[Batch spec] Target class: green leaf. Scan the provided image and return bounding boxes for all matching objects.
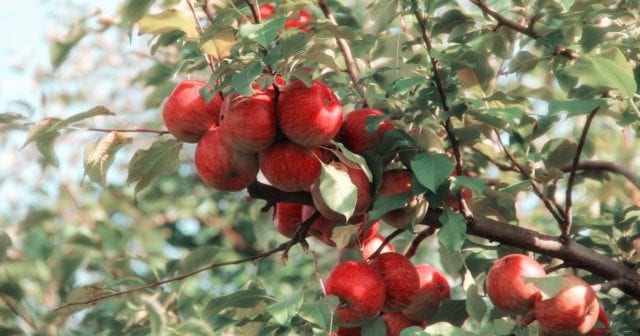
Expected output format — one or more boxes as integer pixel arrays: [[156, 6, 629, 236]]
[[563, 48, 636, 97], [83, 132, 132, 187], [317, 163, 358, 220], [50, 24, 86, 70], [279, 29, 313, 59], [451, 176, 486, 194], [523, 275, 563, 300], [53, 285, 114, 322], [60, 106, 115, 128], [465, 284, 487, 322], [142, 296, 166, 336], [298, 295, 336, 330], [331, 224, 360, 249], [541, 138, 577, 170], [392, 76, 428, 94], [200, 31, 236, 60], [330, 142, 373, 182], [437, 208, 467, 252], [548, 99, 606, 117], [231, 61, 263, 96], [178, 245, 220, 274], [362, 315, 387, 336], [138, 9, 199, 40], [122, 0, 154, 32], [0, 112, 28, 124], [126, 138, 182, 195], [377, 129, 417, 158], [203, 288, 276, 319], [266, 289, 303, 326], [411, 152, 455, 192], [509, 51, 540, 74], [368, 193, 411, 221], [0, 232, 12, 261], [367, 0, 400, 33], [239, 14, 285, 48]]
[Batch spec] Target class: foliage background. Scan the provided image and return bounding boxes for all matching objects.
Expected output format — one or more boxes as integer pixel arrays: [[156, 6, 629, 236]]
[[1, 0, 639, 335]]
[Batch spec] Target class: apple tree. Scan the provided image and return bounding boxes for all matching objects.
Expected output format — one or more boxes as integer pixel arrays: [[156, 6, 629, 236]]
[[1, 0, 640, 335]]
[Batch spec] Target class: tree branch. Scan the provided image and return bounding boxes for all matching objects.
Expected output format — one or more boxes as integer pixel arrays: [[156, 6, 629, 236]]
[[367, 228, 405, 261], [201, 0, 216, 24], [244, 182, 640, 299], [494, 129, 566, 224], [562, 108, 598, 243], [0, 294, 36, 330], [68, 126, 169, 135], [404, 225, 437, 258], [317, 0, 369, 107], [560, 160, 640, 190], [469, 0, 541, 39], [187, 0, 217, 73]]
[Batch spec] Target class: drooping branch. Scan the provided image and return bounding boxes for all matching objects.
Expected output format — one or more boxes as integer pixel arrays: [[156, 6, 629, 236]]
[[560, 160, 640, 190], [469, 0, 540, 39], [412, 1, 472, 219], [246, 181, 640, 299], [317, 0, 369, 107], [562, 108, 599, 243], [404, 225, 437, 258], [366, 228, 405, 261]]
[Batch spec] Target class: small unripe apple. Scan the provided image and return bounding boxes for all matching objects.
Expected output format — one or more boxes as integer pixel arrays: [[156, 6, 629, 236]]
[[534, 275, 600, 335], [486, 254, 546, 315], [381, 312, 426, 336], [273, 202, 303, 238], [402, 264, 451, 322], [259, 140, 321, 192], [340, 108, 395, 154], [361, 233, 395, 260], [277, 80, 343, 147], [311, 162, 372, 220], [370, 252, 420, 311], [162, 80, 223, 143], [219, 90, 277, 153], [378, 169, 428, 229], [194, 127, 258, 191], [325, 261, 386, 326]]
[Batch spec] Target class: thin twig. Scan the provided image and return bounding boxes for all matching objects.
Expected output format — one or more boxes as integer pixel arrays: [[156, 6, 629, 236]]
[[187, 0, 217, 73], [470, 146, 513, 171], [201, 0, 216, 24], [68, 126, 169, 135], [0, 294, 36, 330], [562, 108, 599, 243], [243, 0, 280, 95], [366, 228, 404, 261], [470, 0, 540, 39], [413, 2, 473, 220], [560, 160, 640, 190], [404, 225, 437, 258], [317, 0, 368, 107], [494, 129, 566, 224]]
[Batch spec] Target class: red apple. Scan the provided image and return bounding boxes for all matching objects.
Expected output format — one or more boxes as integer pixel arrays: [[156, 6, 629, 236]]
[[370, 252, 420, 311], [325, 261, 386, 326], [219, 90, 277, 153], [311, 162, 372, 220], [273, 202, 303, 238], [486, 254, 546, 315], [284, 9, 313, 30], [194, 127, 258, 191], [381, 312, 426, 336], [335, 326, 361, 336], [535, 275, 600, 335], [162, 80, 223, 143], [340, 108, 395, 154], [259, 4, 276, 19], [259, 140, 321, 192], [361, 233, 395, 260], [277, 80, 343, 147], [302, 205, 339, 246], [378, 169, 428, 229], [402, 264, 451, 322]]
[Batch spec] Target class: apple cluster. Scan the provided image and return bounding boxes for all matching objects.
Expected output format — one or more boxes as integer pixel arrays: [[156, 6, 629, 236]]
[[486, 254, 610, 335], [324, 252, 450, 336]]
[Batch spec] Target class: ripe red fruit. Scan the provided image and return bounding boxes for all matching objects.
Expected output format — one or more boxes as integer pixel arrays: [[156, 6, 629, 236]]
[[402, 264, 451, 322], [259, 140, 321, 192], [302, 205, 338, 246], [284, 9, 313, 30], [378, 169, 428, 229], [340, 108, 395, 154], [361, 233, 395, 260], [311, 162, 372, 220], [535, 275, 600, 335], [219, 91, 277, 153], [486, 254, 546, 315], [259, 4, 276, 19], [194, 127, 258, 191], [370, 252, 420, 311], [381, 312, 426, 336], [325, 261, 386, 326], [277, 80, 343, 147], [273, 202, 303, 238], [162, 80, 223, 143]]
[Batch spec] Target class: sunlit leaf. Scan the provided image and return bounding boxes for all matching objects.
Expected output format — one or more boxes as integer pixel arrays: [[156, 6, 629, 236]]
[[203, 288, 276, 319], [317, 163, 357, 220], [239, 14, 285, 48], [200, 30, 235, 60], [266, 289, 303, 326], [126, 138, 182, 195], [331, 224, 360, 249], [83, 132, 132, 187], [563, 48, 636, 97], [53, 285, 114, 322], [523, 275, 563, 300], [138, 9, 199, 40]]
